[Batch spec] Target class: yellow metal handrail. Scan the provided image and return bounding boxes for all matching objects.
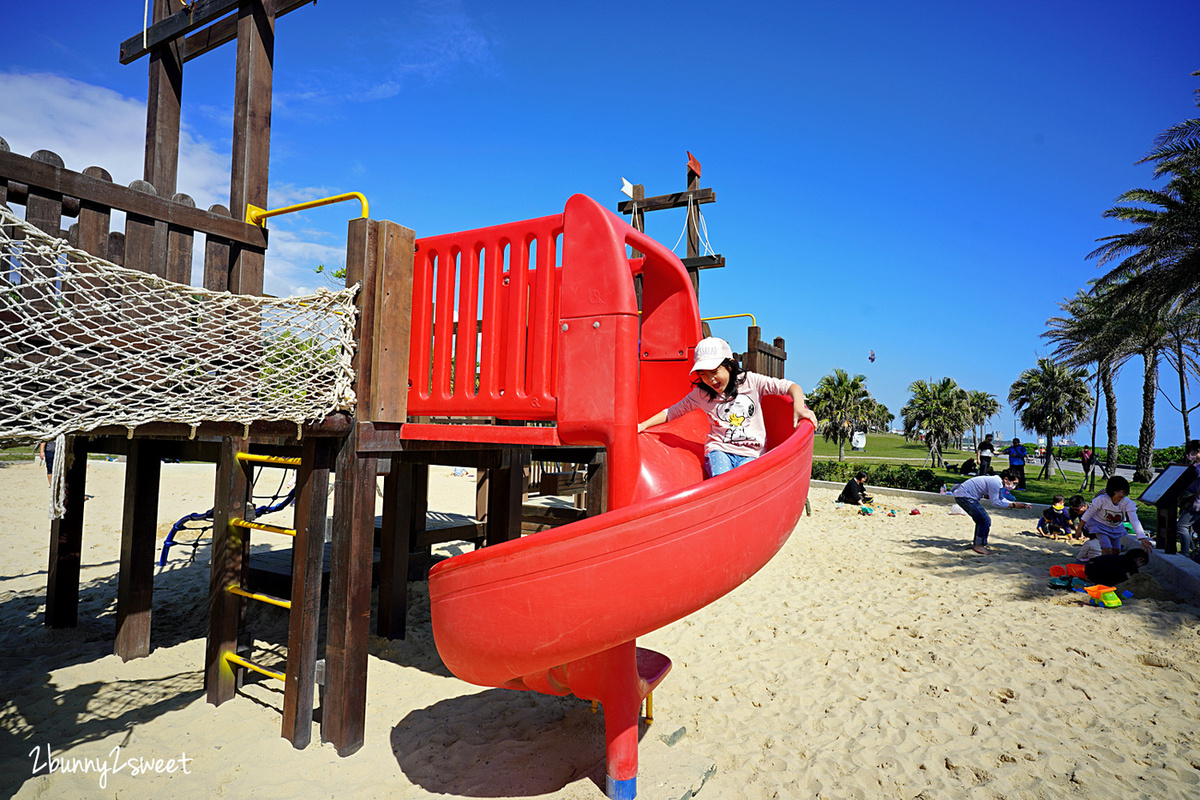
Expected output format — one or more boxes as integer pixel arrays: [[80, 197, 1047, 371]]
[[701, 313, 757, 328], [224, 652, 286, 682], [245, 191, 369, 227]]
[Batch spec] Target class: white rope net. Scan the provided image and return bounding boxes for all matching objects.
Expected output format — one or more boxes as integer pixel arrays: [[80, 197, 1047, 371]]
[[0, 204, 359, 451]]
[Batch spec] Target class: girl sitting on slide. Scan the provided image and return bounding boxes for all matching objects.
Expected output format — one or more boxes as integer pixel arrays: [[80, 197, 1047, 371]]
[[638, 337, 818, 478]]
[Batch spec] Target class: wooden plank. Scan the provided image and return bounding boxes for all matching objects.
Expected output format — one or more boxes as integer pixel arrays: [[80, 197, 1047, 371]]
[[123, 181, 163, 277], [616, 187, 715, 215], [537, 470, 587, 496], [203, 204, 233, 291], [376, 462, 414, 639], [115, 440, 162, 661], [370, 220, 415, 422], [228, 0, 276, 296], [24, 151, 64, 309], [680, 255, 725, 271], [281, 436, 331, 748], [0, 150, 268, 248], [120, 0, 241, 64], [180, 0, 313, 63], [206, 436, 250, 705], [322, 431, 377, 755], [86, 414, 352, 440], [344, 219, 378, 420], [45, 437, 89, 628], [76, 168, 113, 257], [166, 194, 196, 284], [414, 521, 483, 549], [521, 504, 587, 526]]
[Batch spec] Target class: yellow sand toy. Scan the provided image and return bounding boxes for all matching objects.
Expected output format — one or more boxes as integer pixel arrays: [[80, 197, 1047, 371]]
[[1085, 585, 1122, 608]]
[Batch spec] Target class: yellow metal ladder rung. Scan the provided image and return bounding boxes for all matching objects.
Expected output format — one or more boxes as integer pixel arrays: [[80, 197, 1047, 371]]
[[231, 518, 296, 537], [235, 452, 303, 467], [224, 652, 286, 682], [227, 585, 292, 610]]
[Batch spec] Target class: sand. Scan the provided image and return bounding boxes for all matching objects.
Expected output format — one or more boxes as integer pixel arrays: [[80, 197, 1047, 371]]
[[2, 457, 1199, 799]]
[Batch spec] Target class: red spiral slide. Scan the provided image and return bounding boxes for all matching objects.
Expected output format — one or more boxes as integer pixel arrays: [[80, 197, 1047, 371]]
[[429, 401, 813, 798]]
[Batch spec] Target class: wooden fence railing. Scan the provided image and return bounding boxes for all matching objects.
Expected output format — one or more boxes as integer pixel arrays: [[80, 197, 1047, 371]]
[[738, 326, 787, 379], [0, 139, 267, 294]]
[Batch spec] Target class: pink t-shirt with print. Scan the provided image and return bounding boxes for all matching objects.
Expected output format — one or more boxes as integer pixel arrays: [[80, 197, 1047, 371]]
[[665, 372, 795, 458]]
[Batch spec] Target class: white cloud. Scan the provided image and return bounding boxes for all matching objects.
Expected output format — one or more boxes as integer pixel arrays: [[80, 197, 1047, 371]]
[[0, 70, 342, 298]]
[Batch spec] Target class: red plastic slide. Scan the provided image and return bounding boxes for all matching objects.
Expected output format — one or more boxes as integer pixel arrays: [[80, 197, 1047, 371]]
[[429, 399, 813, 798]]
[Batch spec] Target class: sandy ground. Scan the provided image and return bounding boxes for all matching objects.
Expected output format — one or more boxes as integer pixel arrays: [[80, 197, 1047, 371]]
[[1, 457, 1199, 799]]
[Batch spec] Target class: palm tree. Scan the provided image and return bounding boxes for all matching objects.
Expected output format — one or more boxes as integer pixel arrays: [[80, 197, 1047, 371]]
[[967, 390, 1000, 449], [1139, 70, 1200, 178], [1090, 167, 1200, 315], [901, 378, 970, 467], [1008, 359, 1093, 480], [1158, 306, 1200, 443], [808, 368, 871, 461], [1043, 286, 1134, 484]]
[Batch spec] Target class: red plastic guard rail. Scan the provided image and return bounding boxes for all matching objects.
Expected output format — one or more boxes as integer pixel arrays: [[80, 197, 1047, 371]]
[[408, 212, 564, 419]]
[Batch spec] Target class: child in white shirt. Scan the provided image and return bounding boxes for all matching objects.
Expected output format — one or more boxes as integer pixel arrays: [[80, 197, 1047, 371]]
[[1081, 476, 1154, 556]]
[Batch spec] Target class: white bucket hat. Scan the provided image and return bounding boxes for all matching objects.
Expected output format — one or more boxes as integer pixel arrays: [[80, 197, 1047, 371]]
[[691, 337, 733, 374]]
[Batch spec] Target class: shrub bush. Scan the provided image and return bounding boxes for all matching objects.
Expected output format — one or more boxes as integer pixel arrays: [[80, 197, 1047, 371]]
[[812, 461, 944, 493]]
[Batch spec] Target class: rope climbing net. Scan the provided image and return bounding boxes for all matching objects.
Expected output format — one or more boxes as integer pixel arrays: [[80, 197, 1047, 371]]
[[0, 203, 359, 449]]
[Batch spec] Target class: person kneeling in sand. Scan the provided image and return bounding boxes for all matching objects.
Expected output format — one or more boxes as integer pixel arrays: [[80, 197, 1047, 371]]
[[1037, 495, 1072, 540], [837, 470, 873, 505], [950, 468, 1032, 554]]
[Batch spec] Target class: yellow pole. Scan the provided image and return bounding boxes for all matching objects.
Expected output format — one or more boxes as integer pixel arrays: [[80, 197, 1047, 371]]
[[231, 518, 297, 537], [225, 652, 286, 682], [227, 585, 292, 610], [701, 313, 757, 328], [236, 452, 303, 467], [245, 191, 369, 227]]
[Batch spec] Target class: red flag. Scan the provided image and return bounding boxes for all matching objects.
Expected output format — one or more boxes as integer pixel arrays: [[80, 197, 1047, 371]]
[[686, 151, 701, 178]]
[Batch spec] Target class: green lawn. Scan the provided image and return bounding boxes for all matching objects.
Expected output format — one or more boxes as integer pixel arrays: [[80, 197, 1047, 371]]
[[814, 432, 1155, 527]]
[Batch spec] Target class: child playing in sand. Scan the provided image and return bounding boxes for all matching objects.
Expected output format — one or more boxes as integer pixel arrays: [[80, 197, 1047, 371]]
[[1036, 495, 1072, 540], [638, 337, 818, 477], [1075, 528, 1102, 563], [838, 470, 874, 505], [1066, 494, 1089, 542], [949, 468, 1033, 555], [1081, 476, 1154, 556], [1051, 549, 1149, 585]]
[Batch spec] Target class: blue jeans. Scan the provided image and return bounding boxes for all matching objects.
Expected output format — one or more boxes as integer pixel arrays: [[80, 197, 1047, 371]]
[[706, 450, 755, 477], [954, 496, 991, 546], [1177, 508, 1197, 558]]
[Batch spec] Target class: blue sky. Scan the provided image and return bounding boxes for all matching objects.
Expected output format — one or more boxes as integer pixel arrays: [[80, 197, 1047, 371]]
[[3, 1, 1198, 448]]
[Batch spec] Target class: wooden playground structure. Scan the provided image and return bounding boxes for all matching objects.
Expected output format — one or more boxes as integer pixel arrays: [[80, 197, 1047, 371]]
[[0, 0, 792, 766]]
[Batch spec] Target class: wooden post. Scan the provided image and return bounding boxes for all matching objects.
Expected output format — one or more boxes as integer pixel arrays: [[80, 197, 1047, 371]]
[[115, 440, 162, 660], [323, 429, 378, 755], [745, 326, 762, 374], [207, 436, 251, 705], [144, 0, 183, 200], [45, 437, 89, 628], [228, 0, 275, 296], [144, 0, 183, 275], [377, 461, 423, 639], [629, 183, 645, 311], [77, 168, 114, 257], [484, 451, 528, 546], [585, 450, 608, 518], [685, 156, 701, 297], [282, 436, 332, 748]]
